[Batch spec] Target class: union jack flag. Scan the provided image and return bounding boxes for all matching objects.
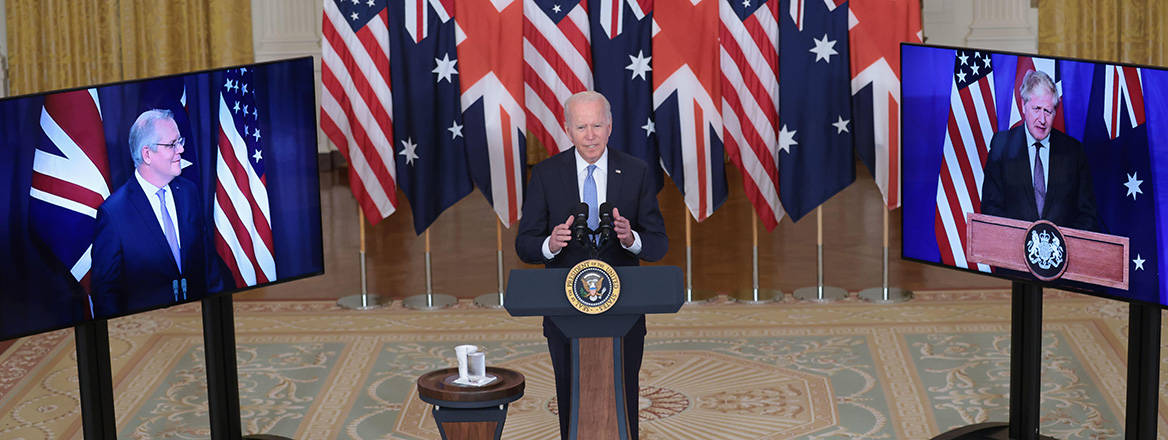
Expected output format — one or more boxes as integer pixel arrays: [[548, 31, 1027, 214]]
[[654, 0, 728, 222], [28, 89, 111, 317], [934, 49, 996, 271], [458, 0, 527, 227], [849, 0, 921, 210], [320, 0, 399, 224], [213, 67, 276, 288], [524, 0, 593, 155], [720, 0, 783, 230]]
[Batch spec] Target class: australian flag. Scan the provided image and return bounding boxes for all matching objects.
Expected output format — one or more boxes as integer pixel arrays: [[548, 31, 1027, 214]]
[[1074, 63, 1161, 302], [387, 0, 473, 235], [590, 0, 661, 191], [777, 0, 855, 221]]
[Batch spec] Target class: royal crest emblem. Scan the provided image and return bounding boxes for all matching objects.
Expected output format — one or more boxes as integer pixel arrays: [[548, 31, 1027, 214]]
[[1023, 221, 1068, 281], [565, 259, 621, 314]]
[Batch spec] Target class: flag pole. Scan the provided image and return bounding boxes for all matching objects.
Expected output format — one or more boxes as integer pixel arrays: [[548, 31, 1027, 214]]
[[737, 215, 780, 304], [475, 219, 506, 308], [859, 207, 912, 303], [337, 206, 389, 310], [403, 229, 457, 310], [684, 210, 712, 305], [793, 206, 848, 302]]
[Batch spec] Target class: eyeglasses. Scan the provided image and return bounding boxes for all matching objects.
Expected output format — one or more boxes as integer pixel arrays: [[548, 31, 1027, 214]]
[[154, 137, 185, 150]]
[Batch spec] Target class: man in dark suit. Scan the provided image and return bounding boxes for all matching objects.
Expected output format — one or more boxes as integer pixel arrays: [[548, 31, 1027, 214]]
[[91, 109, 212, 319], [982, 69, 1099, 231], [516, 91, 667, 439]]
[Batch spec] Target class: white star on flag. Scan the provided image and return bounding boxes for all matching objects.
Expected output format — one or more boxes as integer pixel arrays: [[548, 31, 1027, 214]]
[[809, 34, 838, 63], [1133, 254, 1146, 271], [626, 50, 651, 81], [234, 101, 241, 113], [641, 118, 655, 137], [832, 116, 849, 134], [552, 4, 561, 13], [433, 53, 458, 83], [252, 128, 261, 142], [350, 12, 359, 21], [366, 0, 375, 5], [958, 53, 968, 65], [970, 63, 981, 75], [399, 137, 420, 165], [1125, 172, 1143, 199], [956, 71, 967, 83], [252, 149, 263, 163], [777, 125, 797, 155], [448, 121, 464, 139]]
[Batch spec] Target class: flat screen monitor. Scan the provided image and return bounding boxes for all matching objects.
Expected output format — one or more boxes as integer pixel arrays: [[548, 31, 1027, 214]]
[[901, 44, 1168, 307], [0, 57, 323, 341]]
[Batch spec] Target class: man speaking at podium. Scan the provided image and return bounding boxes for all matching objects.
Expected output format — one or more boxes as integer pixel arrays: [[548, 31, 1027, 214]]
[[516, 91, 667, 439], [91, 110, 213, 319], [981, 70, 1099, 232]]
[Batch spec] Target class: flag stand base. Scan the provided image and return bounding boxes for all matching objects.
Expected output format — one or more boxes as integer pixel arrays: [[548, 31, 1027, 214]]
[[474, 293, 505, 309], [793, 286, 848, 303], [735, 288, 782, 304], [336, 294, 390, 310], [858, 287, 912, 304], [403, 293, 457, 310]]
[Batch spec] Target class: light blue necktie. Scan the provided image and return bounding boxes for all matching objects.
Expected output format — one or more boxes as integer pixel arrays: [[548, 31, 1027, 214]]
[[584, 164, 599, 233], [157, 188, 182, 273]]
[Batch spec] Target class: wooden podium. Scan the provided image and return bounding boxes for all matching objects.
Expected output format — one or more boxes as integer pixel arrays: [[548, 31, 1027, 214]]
[[505, 265, 683, 440], [965, 213, 1128, 288]]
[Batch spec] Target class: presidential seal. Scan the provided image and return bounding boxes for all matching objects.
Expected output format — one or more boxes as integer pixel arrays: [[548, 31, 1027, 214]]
[[565, 259, 621, 314], [1023, 220, 1068, 281]]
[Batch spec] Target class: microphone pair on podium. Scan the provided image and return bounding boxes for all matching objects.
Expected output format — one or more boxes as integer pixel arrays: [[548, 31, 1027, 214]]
[[571, 202, 615, 256]]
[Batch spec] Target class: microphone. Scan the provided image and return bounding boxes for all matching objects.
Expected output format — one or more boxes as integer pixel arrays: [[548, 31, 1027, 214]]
[[598, 202, 614, 245], [571, 202, 589, 244]]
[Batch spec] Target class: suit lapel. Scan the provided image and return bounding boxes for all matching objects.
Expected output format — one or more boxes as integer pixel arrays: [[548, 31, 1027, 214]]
[[1011, 128, 1041, 219], [172, 183, 196, 271], [559, 149, 580, 205], [129, 182, 181, 273], [607, 150, 625, 205]]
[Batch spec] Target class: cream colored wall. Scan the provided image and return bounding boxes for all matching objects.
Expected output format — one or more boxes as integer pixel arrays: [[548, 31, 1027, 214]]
[[923, 0, 1039, 53], [251, 0, 329, 153]]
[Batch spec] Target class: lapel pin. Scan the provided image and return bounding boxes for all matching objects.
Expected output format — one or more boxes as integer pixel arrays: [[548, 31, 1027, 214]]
[[615, 169, 622, 174]]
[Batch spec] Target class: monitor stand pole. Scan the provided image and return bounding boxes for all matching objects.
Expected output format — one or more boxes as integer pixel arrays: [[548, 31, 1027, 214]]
[[1125, 302, 1160, 440], [76, 320, 116, 440], [202, 294, 292, 440]]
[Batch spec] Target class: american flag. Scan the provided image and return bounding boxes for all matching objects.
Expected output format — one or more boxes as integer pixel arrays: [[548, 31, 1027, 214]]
[[777, 0, 854, 222], [654, 0, 728, 222], [387, 0, 474, 235], [524, 0, 593, 155], [458, 0, 527, 227], [849, 0, 921, 210], [934, 49, 996, 271], [28, 89, 111, 317], [590, 0, 660, 191], [720, 0, 783, 230], [320, 0, 399, 224], [213, 67, 276, 288]]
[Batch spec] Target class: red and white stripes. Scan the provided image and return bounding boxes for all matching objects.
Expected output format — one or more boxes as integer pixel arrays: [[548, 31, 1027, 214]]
[[523, 0, 593, 155]]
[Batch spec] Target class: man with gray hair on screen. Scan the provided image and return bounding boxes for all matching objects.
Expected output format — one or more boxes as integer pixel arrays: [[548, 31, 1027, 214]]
[[91, 109, 216, 319], [981, 69, 1100, 232]]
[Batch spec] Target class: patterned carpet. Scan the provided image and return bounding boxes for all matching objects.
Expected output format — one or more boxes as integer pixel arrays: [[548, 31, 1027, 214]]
[[1, 290, 1165, 439]]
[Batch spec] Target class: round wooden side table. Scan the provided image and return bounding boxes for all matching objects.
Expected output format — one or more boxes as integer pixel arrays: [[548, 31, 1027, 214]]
[[416, 367, 525, 440]]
